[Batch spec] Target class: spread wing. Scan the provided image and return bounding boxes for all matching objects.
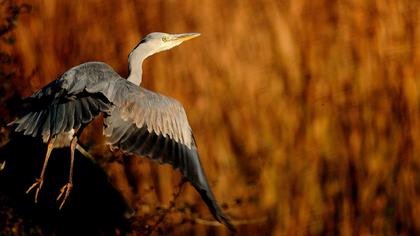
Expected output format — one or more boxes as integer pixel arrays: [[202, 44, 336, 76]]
[[9, 62, 122, 140], [9, 62, 235, 231], [104, 85, 235, 231]]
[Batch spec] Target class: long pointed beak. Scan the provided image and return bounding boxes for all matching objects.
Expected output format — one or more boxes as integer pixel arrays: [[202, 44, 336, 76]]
[[172, 33, 201, 42]]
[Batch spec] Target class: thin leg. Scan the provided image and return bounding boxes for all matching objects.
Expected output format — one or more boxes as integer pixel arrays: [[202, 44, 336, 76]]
[[57, 136, 77, 209], [56, 124, 86, 209], [26, 135, 57, 203]]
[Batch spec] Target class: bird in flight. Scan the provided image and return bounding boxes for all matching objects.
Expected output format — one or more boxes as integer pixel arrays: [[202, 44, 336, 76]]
[[9, 32, 235, 232]]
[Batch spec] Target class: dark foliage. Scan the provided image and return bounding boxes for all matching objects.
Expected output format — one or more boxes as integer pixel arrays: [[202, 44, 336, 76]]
[[0, 134, 132, 235]]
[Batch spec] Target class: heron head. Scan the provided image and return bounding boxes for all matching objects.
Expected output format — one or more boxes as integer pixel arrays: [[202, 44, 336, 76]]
[[127, 32, 201, 85], [137, 32, 200, 55]]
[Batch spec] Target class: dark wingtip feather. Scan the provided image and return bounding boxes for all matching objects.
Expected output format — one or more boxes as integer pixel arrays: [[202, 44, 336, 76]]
[[197, 188, 237, 233], [219, 213, 237, 233], [105, 117, 237, 232]]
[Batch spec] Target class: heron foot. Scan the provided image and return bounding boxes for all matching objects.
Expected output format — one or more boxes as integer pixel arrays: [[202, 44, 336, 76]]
[[57, 182, 72, 209], [26, 178, 43, 203]]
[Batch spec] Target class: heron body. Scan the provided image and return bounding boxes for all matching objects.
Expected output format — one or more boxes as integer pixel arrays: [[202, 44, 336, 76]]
[[9, 32, 235, 232]]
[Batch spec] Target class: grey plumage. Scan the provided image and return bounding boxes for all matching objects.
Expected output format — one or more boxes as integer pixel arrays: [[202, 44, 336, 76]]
[[9, 32, 235, 232]]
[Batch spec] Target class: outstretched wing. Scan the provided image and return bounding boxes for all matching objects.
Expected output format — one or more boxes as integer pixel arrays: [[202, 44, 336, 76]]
[[9, 62, 122, 140], [104, 85, 235, 231], [10, 63, 235, 231]]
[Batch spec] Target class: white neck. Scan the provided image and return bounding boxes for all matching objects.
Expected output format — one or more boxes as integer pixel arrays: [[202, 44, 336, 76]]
[[127, 43, 157, 86]]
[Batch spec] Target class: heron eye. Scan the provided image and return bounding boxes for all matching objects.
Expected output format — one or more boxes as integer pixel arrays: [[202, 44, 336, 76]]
[[162, 36, 168, 42]]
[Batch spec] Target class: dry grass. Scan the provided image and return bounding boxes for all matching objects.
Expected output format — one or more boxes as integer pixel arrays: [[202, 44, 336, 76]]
[[2, 0, 420, 235]]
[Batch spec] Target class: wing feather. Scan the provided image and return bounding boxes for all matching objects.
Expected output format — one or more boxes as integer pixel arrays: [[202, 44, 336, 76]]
[[21, 113, 37, 135], [54, 103, 66, 134], [73, 100, 83, 130], [25, 110, 43, 136], [65, 102, 75, 132], [107, 82, 193, 148], [118, 124, 137, 145], [136, 127, 150, 152], [41, 109, 52, 139], [9, 62, 117, 140], [80, 98, 93, 123], [104, 90, 235, 230]]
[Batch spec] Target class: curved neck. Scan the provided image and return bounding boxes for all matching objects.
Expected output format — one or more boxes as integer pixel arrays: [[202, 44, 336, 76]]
[[127, 43, 157, 86]]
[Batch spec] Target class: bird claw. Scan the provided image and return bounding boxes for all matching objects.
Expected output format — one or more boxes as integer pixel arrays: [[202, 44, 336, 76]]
[[57, 183, 72, 209], [26, 178, 43, 203]]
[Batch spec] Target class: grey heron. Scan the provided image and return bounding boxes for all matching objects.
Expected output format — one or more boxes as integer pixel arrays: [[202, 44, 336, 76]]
[[9, 32, 236, 232]]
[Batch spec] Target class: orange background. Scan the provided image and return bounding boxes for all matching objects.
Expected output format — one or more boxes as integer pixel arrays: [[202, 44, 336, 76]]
[[1, 0, 420, 235]]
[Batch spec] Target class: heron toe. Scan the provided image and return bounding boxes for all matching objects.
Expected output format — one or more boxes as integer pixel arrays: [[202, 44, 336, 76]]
[[26, 178, 44, 203], [57, 182, 73, 209]]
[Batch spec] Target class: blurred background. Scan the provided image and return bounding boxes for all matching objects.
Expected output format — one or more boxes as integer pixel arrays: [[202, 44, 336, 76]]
[[1, 0, 420, 235]]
